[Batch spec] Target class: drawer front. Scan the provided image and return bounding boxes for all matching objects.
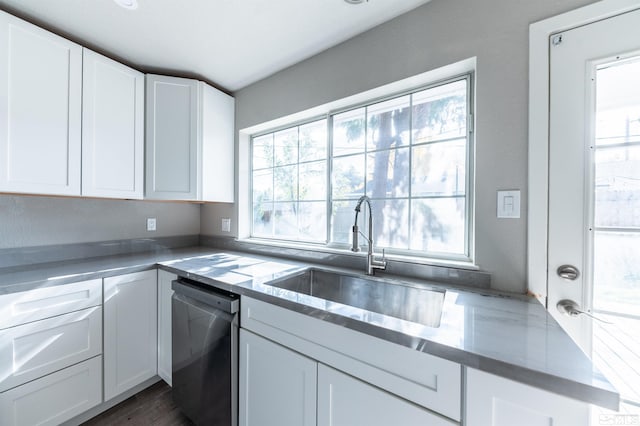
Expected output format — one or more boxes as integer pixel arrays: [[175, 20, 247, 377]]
[[242, 296, 461, 421], [0, 279, 102, 329], [0, 355, 102, 426], [0, 306, 102, 392]]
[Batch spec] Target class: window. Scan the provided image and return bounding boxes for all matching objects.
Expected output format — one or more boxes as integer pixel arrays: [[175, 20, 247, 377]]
[[251, 74, 473, 261]]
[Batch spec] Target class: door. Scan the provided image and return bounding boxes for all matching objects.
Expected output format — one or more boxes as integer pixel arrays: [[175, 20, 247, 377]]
[[145, 74, 198, 200], [548, 8, 640, 421], [157, 270, 176, 386], [0, 11, 82, 196], [318, 364, 456, 426], [239, 329, 316, 426], [103, 270, 158, 401], [82, 48, 144, 199]]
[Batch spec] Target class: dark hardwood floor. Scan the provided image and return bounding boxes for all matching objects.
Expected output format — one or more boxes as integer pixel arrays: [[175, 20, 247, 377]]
[[83, 381, 193, 426]]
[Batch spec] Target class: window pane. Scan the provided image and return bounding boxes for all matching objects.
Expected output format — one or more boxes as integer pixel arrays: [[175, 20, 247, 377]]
[[333, 108, 365, 157], [367, 95, 410, 151], [299, 201, 327, 242], [374, 199, 409, 250], [273, 202, 298, 239], [332, 154, 365, 199], [300, 161, 326, 201], [593, 231, 640, 317], [274, 128, 298, 166], [595, 58, 640, 146], [410, 198, 465, 254], [300, 120, 327, 162], [595, 146, 640, 228], [253, 201, 273, 237], [412, 139, 466, 197], [252, 134, 273, 170], [412, 80, 467, 144], [274, 165, 298, 201], [331, 200, 361, 245], [366, 147, 410, 198], [252, 169, 272, 202]]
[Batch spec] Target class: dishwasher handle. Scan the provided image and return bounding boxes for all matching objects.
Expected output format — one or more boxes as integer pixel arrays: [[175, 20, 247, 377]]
[[172, 279, 239, 314]]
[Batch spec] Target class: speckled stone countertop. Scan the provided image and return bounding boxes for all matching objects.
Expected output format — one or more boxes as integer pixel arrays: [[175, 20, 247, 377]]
[[0, 247, 619, 410]]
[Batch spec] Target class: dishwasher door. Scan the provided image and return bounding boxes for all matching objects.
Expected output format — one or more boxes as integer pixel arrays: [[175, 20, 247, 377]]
[[172, 279, 239, 426]]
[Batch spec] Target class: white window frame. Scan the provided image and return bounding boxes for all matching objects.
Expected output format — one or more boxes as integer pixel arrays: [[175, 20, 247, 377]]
[[238, 58, 477, 268]]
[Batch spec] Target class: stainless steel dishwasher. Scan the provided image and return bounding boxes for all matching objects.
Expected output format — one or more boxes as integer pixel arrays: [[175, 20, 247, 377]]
[[172, 278, 239, 426]]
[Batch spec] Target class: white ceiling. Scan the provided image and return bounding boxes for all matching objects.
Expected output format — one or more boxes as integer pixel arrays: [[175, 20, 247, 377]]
[[0, 0, 432, 91]]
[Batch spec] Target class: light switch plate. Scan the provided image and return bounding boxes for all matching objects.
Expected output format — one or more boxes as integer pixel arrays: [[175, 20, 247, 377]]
[[147, 217, 157, 231], [497, 190, 520, 218]]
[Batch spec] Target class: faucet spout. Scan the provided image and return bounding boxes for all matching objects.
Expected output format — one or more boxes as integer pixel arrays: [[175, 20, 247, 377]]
[[351, 195, 386, 275]]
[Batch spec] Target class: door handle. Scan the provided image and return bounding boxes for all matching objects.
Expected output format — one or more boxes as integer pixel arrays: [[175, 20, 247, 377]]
[[556, 299, 581, 316], [557, 265, 579, 280]]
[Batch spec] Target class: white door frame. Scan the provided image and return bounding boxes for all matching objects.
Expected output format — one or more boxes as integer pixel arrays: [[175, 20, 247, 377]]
[[527, 0, 640, 304]]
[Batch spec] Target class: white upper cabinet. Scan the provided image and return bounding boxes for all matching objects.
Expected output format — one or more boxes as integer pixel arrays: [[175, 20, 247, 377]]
[[146, 74, 235, 202], [0, 10, 82, 196], [82, 49, 144, 199]]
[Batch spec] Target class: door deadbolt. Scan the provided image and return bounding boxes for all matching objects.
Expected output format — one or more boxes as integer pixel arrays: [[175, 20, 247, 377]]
[[557, 265, 579, 280]]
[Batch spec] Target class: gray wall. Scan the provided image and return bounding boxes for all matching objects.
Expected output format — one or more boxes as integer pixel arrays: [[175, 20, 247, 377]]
[[0, 195, 200, 249], [201, 0, 597, 293]]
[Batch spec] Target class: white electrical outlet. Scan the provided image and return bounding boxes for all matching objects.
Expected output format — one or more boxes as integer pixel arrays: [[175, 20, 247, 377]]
[[221, 218, 231, 233], [147, 218, 157, 231]]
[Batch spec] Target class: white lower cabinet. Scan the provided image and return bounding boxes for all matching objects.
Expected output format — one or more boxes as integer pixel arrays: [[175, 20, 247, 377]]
[[0, 306, 102, 392], [317, 364, 457, 426], [103, 270, 158, 401], [465, 367, 588, 426], [239, 329, 317, 426], [0, 355, 102, 426], [157, 269, 176, 386]]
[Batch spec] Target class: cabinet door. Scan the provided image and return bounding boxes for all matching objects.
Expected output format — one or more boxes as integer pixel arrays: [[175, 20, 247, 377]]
[[82, 49, 144, 199], [0, 356, 102, 426], [0, 306, 102, 392], [318, 364, 456, 426], [200, 81, 235, 202], [239, 329, 316, 426], [104, 270, 158, 401], [145, 74, 198, 200], [465, 368, 588, 426], [0, 11, 82, 196], [157, 269, 176, 386]]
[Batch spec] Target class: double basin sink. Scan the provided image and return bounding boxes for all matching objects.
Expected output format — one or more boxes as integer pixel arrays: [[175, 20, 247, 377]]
[[265, 268, 445, 328]]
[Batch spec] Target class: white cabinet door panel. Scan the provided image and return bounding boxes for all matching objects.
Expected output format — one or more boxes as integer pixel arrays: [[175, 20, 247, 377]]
[[200, 81, 234, 202], [104, 270, 157, 401], [0, 306, 101, 392], [318, 364, 457, 426], [0, 11, 81, 195], [145, 74, 198, 200], [157, 269, 176, 386], [0, 355, 102, 426], [239, 329, 316, 426], [0, 279, 102, 330], [465, 368, 588, 426], [82, 49, 144, 199]]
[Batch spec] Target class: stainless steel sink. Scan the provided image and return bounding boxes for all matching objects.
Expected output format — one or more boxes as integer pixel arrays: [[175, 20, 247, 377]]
[[266, 268, 445, 328]]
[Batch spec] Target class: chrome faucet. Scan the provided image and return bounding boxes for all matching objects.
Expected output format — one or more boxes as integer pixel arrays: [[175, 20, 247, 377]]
[[351, 195, 386, 275]]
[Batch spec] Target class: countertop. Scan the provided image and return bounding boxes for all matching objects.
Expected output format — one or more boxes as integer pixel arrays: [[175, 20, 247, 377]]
[[0, 247, 619, 410]]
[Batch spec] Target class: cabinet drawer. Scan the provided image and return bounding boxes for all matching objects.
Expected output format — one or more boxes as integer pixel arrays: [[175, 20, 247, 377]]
[[242, 296, 461, 421], [0, 279, 102, 329], [0, 355, 102, 426], [0, 306, 102, 392]]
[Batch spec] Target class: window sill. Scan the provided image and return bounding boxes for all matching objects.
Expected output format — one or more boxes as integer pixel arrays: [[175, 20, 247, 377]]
[[235, 237, 479, 272]]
